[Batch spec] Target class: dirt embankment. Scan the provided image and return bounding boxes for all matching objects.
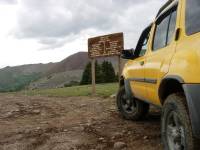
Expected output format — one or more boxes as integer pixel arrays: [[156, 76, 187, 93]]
[[0, 94, 162, 150]]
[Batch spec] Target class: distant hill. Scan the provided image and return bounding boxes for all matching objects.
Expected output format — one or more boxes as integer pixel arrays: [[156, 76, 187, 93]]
[[0, 51, 124, 92], [47, 52, 89, 74], [46, 52, 120, 75], [0, 63, 56, 92]]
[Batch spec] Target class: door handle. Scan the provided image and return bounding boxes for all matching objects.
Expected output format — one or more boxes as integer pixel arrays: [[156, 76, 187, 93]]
[[140, 61, 145, 66], [175, 28, 180, 41]]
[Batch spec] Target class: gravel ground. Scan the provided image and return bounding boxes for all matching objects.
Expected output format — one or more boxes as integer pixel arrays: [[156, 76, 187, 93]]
[[0, 94, 162, 150]]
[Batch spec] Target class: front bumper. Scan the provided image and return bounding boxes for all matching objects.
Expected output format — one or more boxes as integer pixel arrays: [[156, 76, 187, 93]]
[[183, 84, 200, 138]]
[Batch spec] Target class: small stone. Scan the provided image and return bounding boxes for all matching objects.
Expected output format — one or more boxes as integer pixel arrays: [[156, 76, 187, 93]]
[[113, 142, 127, 150], [13, 109, 20, 112], [63, 129, 68, 132], [96, 144, 106, 150], [110, 94, 116, 98], [98, 137, 105, 142], [79, 126, 84, 131], [86, 122, 92, 127], [112, 132, 123, 140], [80, 104, 87, 107], [122, 130, 127, 134], [36, 127, 41, 131], [5, 112, 13, 117], [41, 112, 46, 116], [41, 121, 48, 124], [7, 112, 13, 115], [24, 129, 30, 134], [143, 136, 148, 140], [29, 106, 33, 109], [33, 110, 40, 114]]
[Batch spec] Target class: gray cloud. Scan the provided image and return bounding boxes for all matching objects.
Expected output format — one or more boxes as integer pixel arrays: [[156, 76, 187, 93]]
[[38, 37, 70, 50], [14, 0, 166, 49], [0, 0, 17, 5], [38, 39, 67, 50]]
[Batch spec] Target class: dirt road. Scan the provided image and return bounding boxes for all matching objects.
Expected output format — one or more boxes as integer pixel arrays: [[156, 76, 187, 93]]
[[0, 94, 162, 150]]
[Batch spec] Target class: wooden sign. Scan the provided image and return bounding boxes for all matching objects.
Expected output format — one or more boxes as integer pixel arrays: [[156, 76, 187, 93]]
[[88, 32, 124, 96], [88, 32, 124, 58]]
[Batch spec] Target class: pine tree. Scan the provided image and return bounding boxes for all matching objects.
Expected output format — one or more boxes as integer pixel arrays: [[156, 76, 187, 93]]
[[101, 61, 116, 83], [80, 61, 102, 85], [80, 60, 117, 85], [80, 62, 91, 85], [101, 61, 108, 83], [95, 61, 102, 84], [107, 62, 117, 82]]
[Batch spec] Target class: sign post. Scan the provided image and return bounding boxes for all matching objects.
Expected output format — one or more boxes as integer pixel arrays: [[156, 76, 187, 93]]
[[118, 56, 121, 83], [91, 58, 96, 96], [88, 32, 124, 96]]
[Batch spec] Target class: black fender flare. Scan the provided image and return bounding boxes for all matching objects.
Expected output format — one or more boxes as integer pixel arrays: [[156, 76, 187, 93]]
[[159, 75, 200, 138], [158, 75, 184, 103]]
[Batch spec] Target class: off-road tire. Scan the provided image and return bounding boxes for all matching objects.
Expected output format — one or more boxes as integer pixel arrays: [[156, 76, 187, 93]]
[[161, 93, 200, 150], [116, 86, 149, 121]]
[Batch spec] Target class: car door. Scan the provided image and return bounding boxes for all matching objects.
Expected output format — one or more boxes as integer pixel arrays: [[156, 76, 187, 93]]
[[126, 26, 151, 100], [144, 3, 179, 105]]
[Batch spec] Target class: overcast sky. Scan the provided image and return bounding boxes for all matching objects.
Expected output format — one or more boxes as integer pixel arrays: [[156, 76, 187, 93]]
[[0, 0, 166, 68]]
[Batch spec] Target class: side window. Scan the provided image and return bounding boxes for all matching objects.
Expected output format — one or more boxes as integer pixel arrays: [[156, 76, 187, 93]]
[[186, 0, 200, 35], [167, 10, 177, 45], [139, 34, 149, 57], [153, 15, 170, 50], [135, 26, 151, 58], [153, 7, 177, 51]]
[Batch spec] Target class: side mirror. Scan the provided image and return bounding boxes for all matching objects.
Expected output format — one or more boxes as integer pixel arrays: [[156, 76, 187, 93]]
[[121, 49, 135, 59]]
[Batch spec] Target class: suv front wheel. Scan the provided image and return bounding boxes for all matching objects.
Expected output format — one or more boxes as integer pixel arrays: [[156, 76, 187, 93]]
[[116, 86, 149, 121], [161, 93, 200, 150]]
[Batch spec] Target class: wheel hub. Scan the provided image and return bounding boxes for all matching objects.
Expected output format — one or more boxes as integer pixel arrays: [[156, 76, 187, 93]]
[[166, 111, 185, 150], [126, 99, 131, 105], [121, 93, 135, 113]]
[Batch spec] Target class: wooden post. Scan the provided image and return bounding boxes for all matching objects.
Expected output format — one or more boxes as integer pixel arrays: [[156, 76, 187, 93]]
[[91, 58, 96, 96], [118, 56, 121, 83]]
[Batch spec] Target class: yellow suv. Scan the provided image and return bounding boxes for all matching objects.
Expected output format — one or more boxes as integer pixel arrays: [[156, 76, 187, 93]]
[[117, 0, 200, 149]]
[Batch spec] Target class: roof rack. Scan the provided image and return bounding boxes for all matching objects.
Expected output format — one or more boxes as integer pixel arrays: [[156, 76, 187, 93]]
[[156, 0, 174, 17]]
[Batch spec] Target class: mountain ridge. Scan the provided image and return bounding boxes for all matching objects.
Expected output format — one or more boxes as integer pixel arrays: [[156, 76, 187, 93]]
[[0, 51, 122, 91]]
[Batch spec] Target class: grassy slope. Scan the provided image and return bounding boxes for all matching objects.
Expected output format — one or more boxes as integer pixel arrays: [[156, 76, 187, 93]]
[[23, 83, 118, 97], [29, 70, 83, 89]]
